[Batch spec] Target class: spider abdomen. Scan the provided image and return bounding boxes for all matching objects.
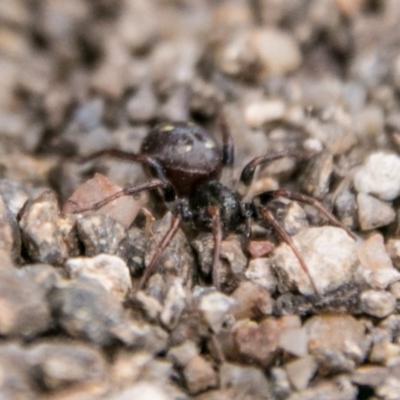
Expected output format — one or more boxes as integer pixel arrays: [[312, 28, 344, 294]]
[[141, 122, 223, 197]]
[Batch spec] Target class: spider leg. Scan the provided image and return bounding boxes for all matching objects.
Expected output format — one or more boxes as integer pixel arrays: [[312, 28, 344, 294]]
[[73, 149, 185, 291], [258, 188, 356, 240], [217, 111, 235, 186], [218, 112, 234, 169], [137, 215, 182, 291], [77, 149, 176, 201], [64, 179, 170, 213], [261, 208, 319, 294], [208, 206, 223, 289], [238, 150, 319, 195]]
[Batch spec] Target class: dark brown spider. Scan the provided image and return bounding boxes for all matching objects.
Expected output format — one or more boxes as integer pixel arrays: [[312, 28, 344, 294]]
[[68, 115, 355, 293]]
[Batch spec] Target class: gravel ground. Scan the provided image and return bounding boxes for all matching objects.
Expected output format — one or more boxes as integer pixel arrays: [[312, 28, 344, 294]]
[[2, 0, 400, 399]]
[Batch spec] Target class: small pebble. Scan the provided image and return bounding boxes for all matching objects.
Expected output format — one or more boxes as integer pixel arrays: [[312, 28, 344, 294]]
[[126, 84, 157, 122], [193, 234, 246, 292], [109, 382, 172, 400], [230, 281, 273, 320], [354, 152, 400, 201], [244, 99, 286, 128], [0, 344, 34, 399], [144, 212, 194, 297], [0, 195, 20, 261], [389, 281, 400, 300], [160, 279, 187, 329], [29, 341, 107, 391], [305, 314, 369, 373], [286, 375, 357, 400], [282, 201, 309, 236], [298, 152, 333, 199], [351, 365, 388, 387], [65, 254, 132, 301], [386, 239, 400, 270], [279, 327, 308, 357], [306, 109, 356, 154], [48, 278, 140, 346], [167, 341, 198, 368], [360, 290, 396, 318], [247, 240, 275, 259], [219, 362, 271, 400], [183, 355, 218, 395], [357, 193, 395, 231], [232, 318, 281, 367], [214, 27, 301, 82], [357, 233, 400, 289], [19, 190, 70, 264], [273, 226, 357, 295], [285, 355, 317, 391], [134, 291, 163, 322], [270, 367, 291, 399], [0, 265, 50, 338], [245, 257, 278, 293], [76, 213, 128, 257], [199, 290, 236, 334]]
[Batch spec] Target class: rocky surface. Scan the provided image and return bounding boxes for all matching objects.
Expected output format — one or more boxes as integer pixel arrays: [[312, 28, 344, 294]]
[[1, 0, 400, 399]]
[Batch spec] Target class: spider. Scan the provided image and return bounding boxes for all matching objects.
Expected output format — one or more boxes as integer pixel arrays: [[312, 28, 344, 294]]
[[68, 115, 355, 294]]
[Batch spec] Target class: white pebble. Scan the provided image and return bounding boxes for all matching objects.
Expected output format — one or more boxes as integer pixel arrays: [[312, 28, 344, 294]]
[[65, 254, 132, 300], [273, 227, 357, 295], [361, 290, 396, 318], [199, 291, 236, 334], [354, 152, 400, 201], [244, 100, 285, 128]]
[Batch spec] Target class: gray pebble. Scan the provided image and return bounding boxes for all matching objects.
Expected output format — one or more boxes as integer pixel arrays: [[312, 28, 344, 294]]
[[19, 190, 70, 264], [16, 263, 63, 294], [0, 194, 20, 261], [286, 375, 357, 400], [144, 212, 194, 298], [48, 278, 132, 346], [351, 365, 388, 387], [126, 84, 158, 122], [0, 343, 35, 400], [0, 264, 51, 338], [76, 213, 128, 257], [297, 152, 333, 199], [29, 340, 107, 391]]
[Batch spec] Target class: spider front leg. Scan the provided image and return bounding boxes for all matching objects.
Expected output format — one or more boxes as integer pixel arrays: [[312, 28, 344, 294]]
[[238, 150, 320, 196], [257, 188, 356, 240], [260, 207, 319, 294], [208, 206, 223, 289], [251, 187, 357, 295], [65, 173, 184, 291]]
